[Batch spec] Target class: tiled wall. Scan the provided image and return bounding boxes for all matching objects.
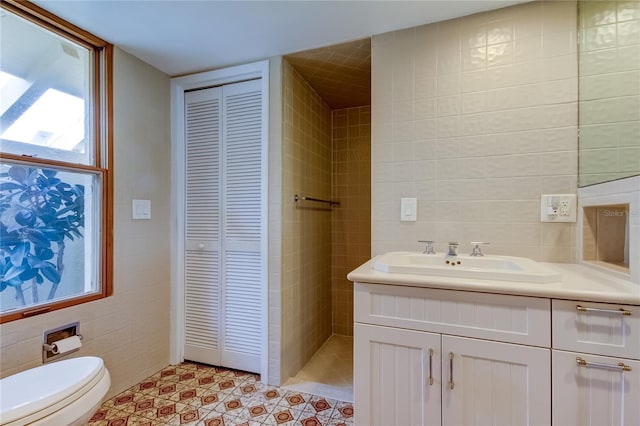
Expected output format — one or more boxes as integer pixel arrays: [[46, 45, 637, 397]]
[[372, 0, 579, 262], [331, 107, 371, 336], [578, 0, 640, 186], [280, 60, 333, 382], [0, 48, 171, 397]]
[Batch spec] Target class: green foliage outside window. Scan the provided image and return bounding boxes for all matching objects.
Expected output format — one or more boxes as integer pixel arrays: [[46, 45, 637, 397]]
[[0, 165, 84, 306]]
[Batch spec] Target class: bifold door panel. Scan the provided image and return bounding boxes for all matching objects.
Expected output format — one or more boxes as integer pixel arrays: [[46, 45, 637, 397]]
[[184, 80, 263, 373]]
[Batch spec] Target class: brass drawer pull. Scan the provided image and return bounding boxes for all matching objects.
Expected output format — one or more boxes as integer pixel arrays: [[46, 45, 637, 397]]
[[576, 357, 632, 372], [428, 349, 434, 386], [576, 305, 631, 316], [449, 352, 455, 390]]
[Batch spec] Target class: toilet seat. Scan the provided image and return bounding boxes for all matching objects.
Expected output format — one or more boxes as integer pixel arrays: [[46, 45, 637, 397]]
[[0, 356, 108, 425]]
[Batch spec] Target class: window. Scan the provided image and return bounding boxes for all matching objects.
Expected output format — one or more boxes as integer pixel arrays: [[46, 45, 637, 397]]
[[0, 0, 112, 323]]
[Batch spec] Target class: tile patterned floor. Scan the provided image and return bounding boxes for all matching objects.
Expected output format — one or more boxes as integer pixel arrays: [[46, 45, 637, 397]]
[[89, 362, 354, 426]]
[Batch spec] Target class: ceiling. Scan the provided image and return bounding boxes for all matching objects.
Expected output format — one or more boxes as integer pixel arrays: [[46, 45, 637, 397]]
[[30, 1, 530, 77], [284, 38, 371, 109]]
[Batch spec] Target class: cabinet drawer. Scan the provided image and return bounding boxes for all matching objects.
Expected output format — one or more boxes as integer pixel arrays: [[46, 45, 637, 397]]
[[552, 300, 640, 359], [354, 283, 550, 347]]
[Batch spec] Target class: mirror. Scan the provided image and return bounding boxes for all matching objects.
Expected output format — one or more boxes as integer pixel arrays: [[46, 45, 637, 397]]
[[578, 0, 640, 187]]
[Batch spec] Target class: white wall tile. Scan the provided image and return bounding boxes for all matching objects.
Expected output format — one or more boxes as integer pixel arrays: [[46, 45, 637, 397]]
[[437, 73, 462, 96], [392, 141, 415, 161], [515, 1, 543, 36], [459, 157, 487, 179], [540, 151, 577, 176], [415, 119, 438, 140], [414, 139, 438, 160], [460, 113, 487, 136], [435, 201, 461, 221], [374, 162, 393, 183], [461, 92, 486, 114], [416, 181, 439, 201], [457, 135, 491, 157], [437, 116, 461, 138], [543, 55, 578, 83], [512, 200, 541, 222], [415, 98, 438, 119], [415, 160, 438, 180], [438, 50, 462, 75], [438, 95, 462, 117], [514, 37, 543, 61], [436, 158, 460, 179], [392, 100, 414, 122], [393, 162, 415, 182], [415, 75, 439, 99], [463, 25, 487, 50], [459, 200, 489, 222], [371, 143, 393, 164], [488, 42, 514, 67], [461, 69, 488, 92], [463, 47, 487, 71], [392, 121, 415, 142]]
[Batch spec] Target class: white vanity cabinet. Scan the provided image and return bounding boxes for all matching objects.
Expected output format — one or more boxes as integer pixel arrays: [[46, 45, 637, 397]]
[[551, 300, 640, 425], [354, 281, 640, 426], [354, 283, 552, 426]]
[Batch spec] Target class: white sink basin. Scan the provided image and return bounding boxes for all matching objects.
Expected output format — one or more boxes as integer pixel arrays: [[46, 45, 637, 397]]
[[373, 252, 561, 283]]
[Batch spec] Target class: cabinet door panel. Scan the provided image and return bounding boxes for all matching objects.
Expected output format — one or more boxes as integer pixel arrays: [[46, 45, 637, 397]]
[[442, 335, 550, 426], [355, 323, 441, 426], [553, 350, 640, 425]]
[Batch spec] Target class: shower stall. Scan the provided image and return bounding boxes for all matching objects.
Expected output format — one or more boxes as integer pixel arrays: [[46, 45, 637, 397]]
[[275, 41, 372, 401]]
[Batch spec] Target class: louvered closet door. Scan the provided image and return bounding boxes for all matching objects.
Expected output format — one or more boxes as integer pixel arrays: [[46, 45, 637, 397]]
[[220, 79, 263, 372], [183, 80, 263, 373], [184, 87, 223, 365]]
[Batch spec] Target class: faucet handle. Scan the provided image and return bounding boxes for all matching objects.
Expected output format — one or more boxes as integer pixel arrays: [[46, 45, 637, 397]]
[[470, 241, 490, 256], [418, 240, 436, 255]]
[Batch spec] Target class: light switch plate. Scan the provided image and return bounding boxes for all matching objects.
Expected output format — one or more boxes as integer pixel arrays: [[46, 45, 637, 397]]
[[132, 199, 151, 220], [400, 198, 417, 221]]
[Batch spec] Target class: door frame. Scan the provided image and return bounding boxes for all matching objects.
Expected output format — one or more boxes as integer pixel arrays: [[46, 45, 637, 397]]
[[170, 60, 269, 380]]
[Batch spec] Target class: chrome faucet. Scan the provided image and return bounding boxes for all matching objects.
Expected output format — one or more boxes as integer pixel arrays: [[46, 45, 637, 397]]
[[418, 240, 436, 255], [445, 242, 459, 263], [470, 242, 490, 257]]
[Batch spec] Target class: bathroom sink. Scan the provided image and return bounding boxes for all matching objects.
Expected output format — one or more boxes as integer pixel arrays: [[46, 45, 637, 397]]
[[373, 252, 562, 283]]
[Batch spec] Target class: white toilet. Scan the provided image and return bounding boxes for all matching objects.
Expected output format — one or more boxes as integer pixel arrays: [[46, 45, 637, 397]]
[[0, 356, 110, 426]]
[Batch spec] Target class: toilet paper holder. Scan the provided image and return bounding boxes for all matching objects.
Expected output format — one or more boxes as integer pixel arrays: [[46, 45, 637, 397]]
[[42, 321, 83, 363]]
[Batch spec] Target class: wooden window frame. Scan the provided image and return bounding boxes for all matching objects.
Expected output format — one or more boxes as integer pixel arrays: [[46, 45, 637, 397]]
[[0, 0, 113, 323]]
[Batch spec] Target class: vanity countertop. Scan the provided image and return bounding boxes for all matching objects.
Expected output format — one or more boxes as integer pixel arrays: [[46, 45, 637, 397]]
[[347, 257, 640, 305]]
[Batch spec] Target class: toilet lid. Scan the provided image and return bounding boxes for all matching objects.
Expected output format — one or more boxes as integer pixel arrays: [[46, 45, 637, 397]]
[[0, 356, 105, 424]]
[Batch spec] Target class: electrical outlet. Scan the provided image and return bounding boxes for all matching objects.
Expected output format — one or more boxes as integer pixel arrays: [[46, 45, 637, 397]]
[[540, 194, 577, 222]]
